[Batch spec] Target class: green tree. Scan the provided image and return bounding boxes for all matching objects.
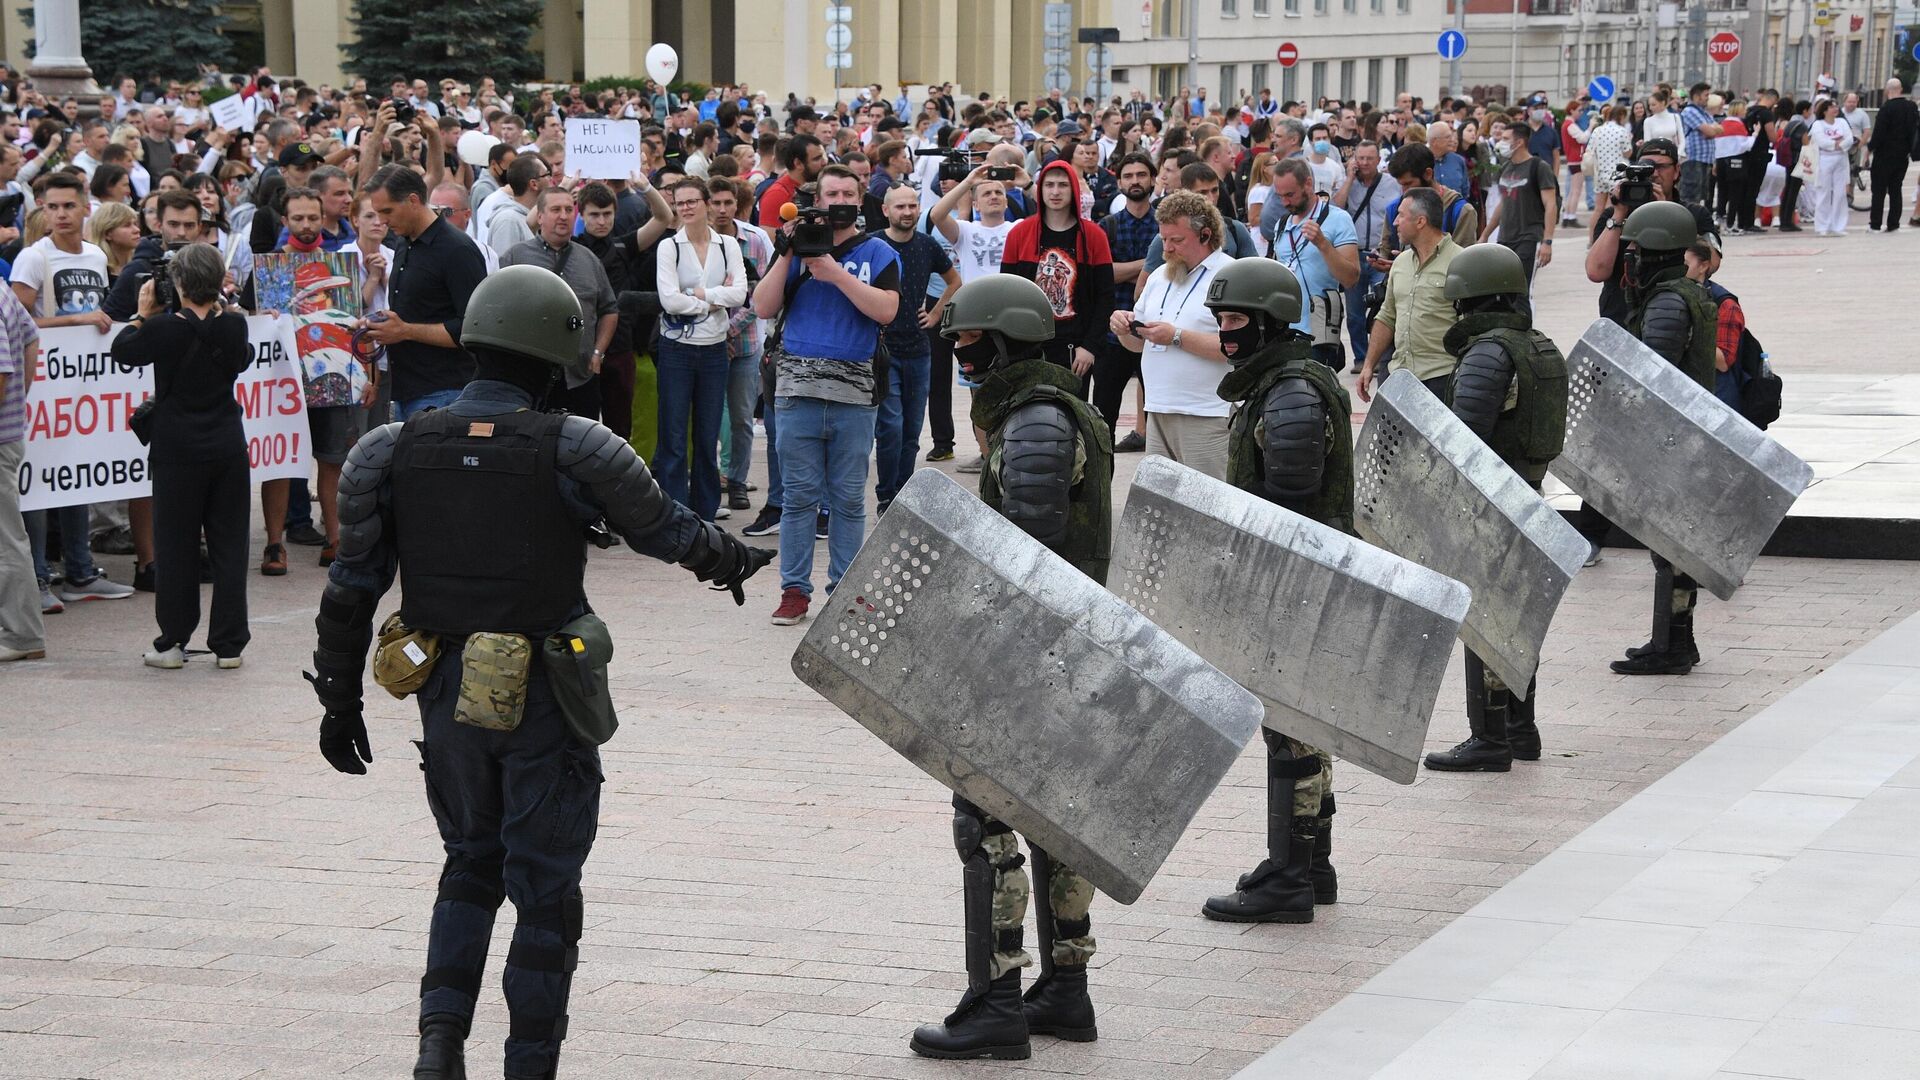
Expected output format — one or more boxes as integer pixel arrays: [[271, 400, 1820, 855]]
[[18, 0, 234, 84], [341, 0, 544, 91]]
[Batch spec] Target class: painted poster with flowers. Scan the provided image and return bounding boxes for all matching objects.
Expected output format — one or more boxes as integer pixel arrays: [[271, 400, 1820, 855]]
[[253, 252, 370, 409]]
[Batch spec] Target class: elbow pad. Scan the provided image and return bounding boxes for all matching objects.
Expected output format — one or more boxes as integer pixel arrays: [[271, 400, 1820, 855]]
[[997, 401, 1078, 551], [1260, 377, 1328, 504], [1639, 292, 1697, 368], [555, 414, 698, 559], [1450, 340, 1516, 441]]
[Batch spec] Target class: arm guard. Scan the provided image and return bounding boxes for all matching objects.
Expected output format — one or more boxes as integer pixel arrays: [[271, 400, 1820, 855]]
[[310, 423, 400, 711], [1450, 338, 1517, 441], [336, 422, 401, 570], [311, 581, 378, 712], [997, 400, 1078, 551], [1261, 376, 1329, 504], [1638, 290, 1697, 369], [554, 414, 702, 563]]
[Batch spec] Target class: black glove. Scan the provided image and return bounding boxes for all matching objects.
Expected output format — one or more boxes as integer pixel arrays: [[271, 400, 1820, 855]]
[[683, 523, 776, 605], [318, 706, 372, 774]]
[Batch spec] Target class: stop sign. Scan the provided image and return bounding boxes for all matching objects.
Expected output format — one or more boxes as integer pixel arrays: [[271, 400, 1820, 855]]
[[1707, 31, 1741, 64], [1277, 42, 1299, 68]]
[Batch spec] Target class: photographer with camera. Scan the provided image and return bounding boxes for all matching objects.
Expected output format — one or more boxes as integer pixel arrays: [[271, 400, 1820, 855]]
[[110, 243, 253, 670], [102, 189, 204, 322], [751, 164, 901, 627], [1584, 138, 1686, 325]]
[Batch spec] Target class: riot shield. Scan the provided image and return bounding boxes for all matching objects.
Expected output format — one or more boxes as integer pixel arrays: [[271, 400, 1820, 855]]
[[1355, 370, 1590, 697], [790, 468, 1264, 905], [1113, 457, 1471, 785], [1555, 318, 1814, 600]]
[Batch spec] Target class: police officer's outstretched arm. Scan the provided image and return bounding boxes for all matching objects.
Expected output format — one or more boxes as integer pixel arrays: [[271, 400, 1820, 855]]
[[555, 414, 774, 603], [309, 422, 404, 775]]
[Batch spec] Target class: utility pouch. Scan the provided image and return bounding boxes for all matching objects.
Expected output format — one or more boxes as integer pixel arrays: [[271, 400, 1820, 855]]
[[452, 632, 532, 731], [541, 613, 618, 746], [371, 613, 441, 699]]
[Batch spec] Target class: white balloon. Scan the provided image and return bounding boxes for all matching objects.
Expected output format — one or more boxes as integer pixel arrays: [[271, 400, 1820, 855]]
[[456, 130, 501, 167], [645, 43, 679, 86]]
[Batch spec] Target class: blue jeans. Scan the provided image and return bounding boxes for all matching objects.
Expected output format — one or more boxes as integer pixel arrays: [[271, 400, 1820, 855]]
[[1345, 264, 1387, 366], [873, 350, 931, 506], [26, 504, 99, 587], [773, 396, 876, 596], [397, 388, 463, 421], [285, 478, 312, 530], [653, 339, 730, 521], [762, 365, 783, 509], [721, 348, 759, 488]]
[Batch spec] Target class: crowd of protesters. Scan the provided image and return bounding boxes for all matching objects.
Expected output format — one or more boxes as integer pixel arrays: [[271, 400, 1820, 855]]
[[0, 58, 1912, 655]]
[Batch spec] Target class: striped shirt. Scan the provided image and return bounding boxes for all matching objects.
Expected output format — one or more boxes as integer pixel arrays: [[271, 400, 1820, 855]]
[[0, 286, 38, 445]]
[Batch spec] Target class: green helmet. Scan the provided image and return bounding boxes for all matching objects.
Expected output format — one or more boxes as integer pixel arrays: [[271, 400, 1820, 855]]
[[1204, 257, 1304, 324], [1444, 243, 1530, 301], [939, 274, 1056, 344], [1621, 201, 1698, 252], [459, 264, 586, 368]]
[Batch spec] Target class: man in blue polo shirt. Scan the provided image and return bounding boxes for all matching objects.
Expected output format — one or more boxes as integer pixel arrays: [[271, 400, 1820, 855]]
[[751, 164, 901, 627], [1265, 157, 1361, 370]]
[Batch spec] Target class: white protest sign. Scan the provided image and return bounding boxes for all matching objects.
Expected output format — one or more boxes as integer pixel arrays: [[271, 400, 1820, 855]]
[[564, 117, 640, 179], [208, 91, 254, 133], [19, 316, 309, 512]]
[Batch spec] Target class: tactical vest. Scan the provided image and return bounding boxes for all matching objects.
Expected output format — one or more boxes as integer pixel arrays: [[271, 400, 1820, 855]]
[[1443, 312, 1568, 484], [1627, 275, 1718, 391], [1217, 337, 1356, 535], [391, 407, 588, 637], [972, 359, 1115, 584]]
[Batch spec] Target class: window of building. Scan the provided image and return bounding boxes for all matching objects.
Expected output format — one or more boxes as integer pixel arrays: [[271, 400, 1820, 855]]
[[1315, 0, 1328, 12], [1251, 62, 1270, 96], [1367, 57, 1382, 104], [1310, 60, 1327, 103], [1393, 56, 1408, 96], [1221, 64, 1238, 103], [1283, 65, 1298, 102], [1255, 0, 1271, 12], [1286, 0, 1300, 12], [1223, 0, 1238, 16], [1340, 59, 1355, 101], [1371, 0, 1383, 12]]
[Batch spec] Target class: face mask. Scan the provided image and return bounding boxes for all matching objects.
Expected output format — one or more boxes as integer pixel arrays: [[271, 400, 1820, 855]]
[[1491, 143, 1511, 164], [826, 203, 861, 228], [955, 335, 1003, 377], [1217, 318, 1267, 362], [1313, 140, 1333, 156]]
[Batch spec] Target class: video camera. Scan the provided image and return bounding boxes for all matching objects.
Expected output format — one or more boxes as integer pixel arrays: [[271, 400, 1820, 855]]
[[1612, 160, 1657, 211], [915, 145, 977, 185], [788, 205, 836, 258]]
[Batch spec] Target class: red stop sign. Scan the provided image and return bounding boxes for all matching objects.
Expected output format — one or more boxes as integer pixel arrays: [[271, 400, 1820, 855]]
[[1707, 32, 1741, 64], [1277, 42, 1299, 68]]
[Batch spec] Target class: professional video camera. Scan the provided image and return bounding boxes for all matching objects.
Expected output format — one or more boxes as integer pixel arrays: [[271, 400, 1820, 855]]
[[1611, 160, 1657, 211]]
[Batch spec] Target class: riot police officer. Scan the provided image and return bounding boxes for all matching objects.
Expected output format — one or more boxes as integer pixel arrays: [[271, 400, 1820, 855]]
[[1424, 243, 1569, 772], [1197, 257, 1347, 923], [306, 265, 772, 1080], [1611, 201, 1717, 677], [911, 274, 1114, 1061]]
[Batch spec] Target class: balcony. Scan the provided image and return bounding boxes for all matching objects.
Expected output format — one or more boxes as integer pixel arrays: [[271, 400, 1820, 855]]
[[1529, 0, 1572, 13]]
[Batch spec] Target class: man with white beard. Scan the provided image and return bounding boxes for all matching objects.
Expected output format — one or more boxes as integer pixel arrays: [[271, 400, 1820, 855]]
[[1106, 191, 1236, 480]]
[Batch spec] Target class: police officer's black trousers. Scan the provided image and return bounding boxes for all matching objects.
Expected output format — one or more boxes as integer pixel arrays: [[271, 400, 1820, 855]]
[[413, 650, 603, 1078], [925, 309, 956, 452]]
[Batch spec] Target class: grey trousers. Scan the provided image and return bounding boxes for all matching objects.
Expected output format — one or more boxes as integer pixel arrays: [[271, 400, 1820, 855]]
[[0, 441, 47, 653]]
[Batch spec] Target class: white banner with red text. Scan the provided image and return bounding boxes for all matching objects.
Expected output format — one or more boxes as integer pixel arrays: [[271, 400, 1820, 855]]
[[18, 315, 310, 512]]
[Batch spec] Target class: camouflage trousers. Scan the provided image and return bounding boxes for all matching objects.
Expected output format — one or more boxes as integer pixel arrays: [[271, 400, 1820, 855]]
[[982, 818, 1096, 979], [1266, 729, 1332, 818]]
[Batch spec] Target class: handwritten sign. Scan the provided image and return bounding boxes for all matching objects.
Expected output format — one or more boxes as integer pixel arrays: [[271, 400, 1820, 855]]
[[208, 91, 254, 133], [564, 117, 640, 180]]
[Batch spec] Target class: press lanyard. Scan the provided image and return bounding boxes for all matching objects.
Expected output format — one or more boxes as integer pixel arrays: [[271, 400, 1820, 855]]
[[1151, 264, 1213, 326]]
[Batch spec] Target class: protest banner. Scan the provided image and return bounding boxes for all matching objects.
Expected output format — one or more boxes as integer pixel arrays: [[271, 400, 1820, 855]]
[[18, 316, 309, 512], [564, 117, 640, 179], [208, 91, 254, 133]]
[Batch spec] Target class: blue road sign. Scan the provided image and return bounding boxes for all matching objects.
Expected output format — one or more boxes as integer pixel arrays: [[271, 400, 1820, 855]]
[[1437, 30, 1468, 61], [1587, 76, 1616, 103], [1912, 38, 1920, 63]]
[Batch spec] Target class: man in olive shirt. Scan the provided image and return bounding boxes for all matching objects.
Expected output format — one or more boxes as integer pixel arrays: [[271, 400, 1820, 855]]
[[1357, 188, 1461, 403]]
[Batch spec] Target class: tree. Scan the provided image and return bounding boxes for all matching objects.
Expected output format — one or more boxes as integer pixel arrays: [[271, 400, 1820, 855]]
[[18, 0, 234, 84], [342, 0, 544, 92]]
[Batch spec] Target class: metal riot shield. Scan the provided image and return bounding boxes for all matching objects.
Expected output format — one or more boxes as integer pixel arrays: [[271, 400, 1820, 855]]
[[790, 468, 1264, 905], [1114, 457, 1471, 786], [1355, 370, 1590, 697], [1556, 318, 1814, 600]]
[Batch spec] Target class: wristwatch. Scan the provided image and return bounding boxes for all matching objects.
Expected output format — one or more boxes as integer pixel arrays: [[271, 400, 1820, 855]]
[[1171, 328, 1184, 349]]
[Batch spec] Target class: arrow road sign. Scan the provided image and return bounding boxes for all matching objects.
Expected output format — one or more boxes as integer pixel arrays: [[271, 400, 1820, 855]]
[[1588, 75, 1615, 102], [1437, 30, 1467, 61]]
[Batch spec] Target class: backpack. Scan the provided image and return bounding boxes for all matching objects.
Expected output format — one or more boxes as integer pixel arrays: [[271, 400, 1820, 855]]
[[1706, 283, 1782, 429]]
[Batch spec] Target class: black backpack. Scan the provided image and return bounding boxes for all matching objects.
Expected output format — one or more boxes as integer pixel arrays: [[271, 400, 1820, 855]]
[[1706, 283, 1782, 429]]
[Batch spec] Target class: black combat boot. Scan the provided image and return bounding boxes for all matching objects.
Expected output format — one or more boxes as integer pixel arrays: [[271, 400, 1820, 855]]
[[414, 1014, 468, 1080], [911, 971, 1032, 1059], [1507, 681, 1542, 761], [1614, 612, 1697, 675], [1023, 965, 1097, 1041], [1203, 817, 1319, 923], [1425, 655, 1513, 772], [1310, 793, 1337, 904]]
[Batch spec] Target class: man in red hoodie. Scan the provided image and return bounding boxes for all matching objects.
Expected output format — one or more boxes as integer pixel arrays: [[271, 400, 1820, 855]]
[[1000, 160, 1114, 396]]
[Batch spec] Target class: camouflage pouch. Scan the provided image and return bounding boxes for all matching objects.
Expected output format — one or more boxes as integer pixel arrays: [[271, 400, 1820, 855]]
[[371, 613, 441, 699], [452, 632, 532, 732]]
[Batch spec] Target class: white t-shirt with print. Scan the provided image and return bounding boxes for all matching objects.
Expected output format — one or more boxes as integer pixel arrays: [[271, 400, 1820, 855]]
[[948, 218, 1016, 284], [1135, 249, 1235, 419], [10, 237, 110, 318]]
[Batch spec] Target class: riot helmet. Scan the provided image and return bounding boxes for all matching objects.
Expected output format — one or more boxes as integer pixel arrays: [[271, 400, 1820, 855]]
[[1620, 200, 1698, 290], [1444, 242, 1531, 317], [939, 274, 1055, 378], [459, 264, 587, 401], [1203, 256, 1304, 363]]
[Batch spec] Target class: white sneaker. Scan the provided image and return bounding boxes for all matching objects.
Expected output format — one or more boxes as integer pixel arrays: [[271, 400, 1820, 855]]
[[0, 645, 46, 662], [1584, 541, 1605, 568], [40, 588, 64, 615], [714, 506, 732, 520], [216, 655, 243, 670], [58, 574, 135, 602], [143, 645, 185, 669]]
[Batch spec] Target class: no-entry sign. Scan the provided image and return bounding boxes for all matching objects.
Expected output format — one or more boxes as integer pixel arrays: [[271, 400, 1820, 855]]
[[1277, 42, 1300, 68], [1707, 31, 1741, 65]]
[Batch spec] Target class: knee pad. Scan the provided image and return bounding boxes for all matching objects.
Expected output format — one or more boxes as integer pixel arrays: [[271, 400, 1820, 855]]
[[437, 853, 506, 912]]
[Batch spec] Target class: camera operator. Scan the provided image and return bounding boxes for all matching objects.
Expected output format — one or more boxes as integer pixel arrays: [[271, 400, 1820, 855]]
[[102, 189, 206, 321], [750, 163, 900, 627], [1585, 138, 1684, 325], [111, 243, 253, 670]]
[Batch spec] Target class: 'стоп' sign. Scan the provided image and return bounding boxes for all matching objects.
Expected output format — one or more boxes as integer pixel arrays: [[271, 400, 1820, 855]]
[[565, 118, 641, 180]]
